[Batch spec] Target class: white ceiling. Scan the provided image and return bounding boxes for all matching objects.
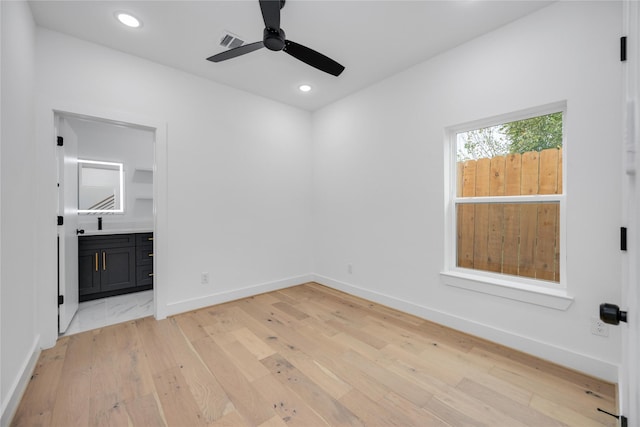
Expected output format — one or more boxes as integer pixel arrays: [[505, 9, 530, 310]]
[[29, 0, 553, 111]]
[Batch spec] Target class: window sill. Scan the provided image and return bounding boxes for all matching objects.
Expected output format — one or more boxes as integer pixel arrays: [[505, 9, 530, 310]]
[[440, 270, 574, 310]]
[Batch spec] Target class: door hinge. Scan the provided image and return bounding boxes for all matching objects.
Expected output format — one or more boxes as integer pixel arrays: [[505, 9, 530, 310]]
[[621, 36, 627, 62], [621, 227, 627, 251], [58, 295, 64, 305], [57, 216, 64, 226], [57, 136, 63, 146]]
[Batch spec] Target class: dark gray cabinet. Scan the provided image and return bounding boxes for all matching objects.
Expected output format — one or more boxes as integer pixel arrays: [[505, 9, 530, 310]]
[[79, 232, 153, 301], [135, 233, 154, 287]]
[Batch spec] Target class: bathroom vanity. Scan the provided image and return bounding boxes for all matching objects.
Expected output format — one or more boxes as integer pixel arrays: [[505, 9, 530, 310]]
[[78, 231, 153, 301]]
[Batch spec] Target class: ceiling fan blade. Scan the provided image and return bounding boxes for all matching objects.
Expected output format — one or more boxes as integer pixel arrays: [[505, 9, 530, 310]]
[[206, 41, 264, 62], [259, 0, 281, 30], [283, 40, 345, 76]]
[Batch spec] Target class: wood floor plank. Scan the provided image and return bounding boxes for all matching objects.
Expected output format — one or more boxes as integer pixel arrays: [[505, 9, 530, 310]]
[[489, 365, 616, 423], [380, 392, 451, 427], [530, 394, 616, 427], [341, 349, 433, 407], [134, 317, 178, 374], [163, 317, 235, 423], [271, 301, 310, 321], [455, 378, 566, 426], [339, 388, 424, 426], [11, 282, 617, 427], [284, 354, 352, 400], [152, 366, 208, 426], [252, 372, 330, 426], [49, 331, 95, 426], [230, 327, 277, 360], [261, 353, 364, 426], [192, 336, 276, 426], [122, 393, 167, 427], [207, 410, 250, 427], [10, 337, 69, 426], [216, 334, 271, 382]]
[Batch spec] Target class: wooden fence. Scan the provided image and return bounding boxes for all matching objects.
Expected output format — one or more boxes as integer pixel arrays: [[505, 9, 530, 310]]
[[456, 148, 562, 282]]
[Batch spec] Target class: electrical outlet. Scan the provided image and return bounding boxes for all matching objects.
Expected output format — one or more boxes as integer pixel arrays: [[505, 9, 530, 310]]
[[591, 318, 609, 337], [201, 272, 209, 285]]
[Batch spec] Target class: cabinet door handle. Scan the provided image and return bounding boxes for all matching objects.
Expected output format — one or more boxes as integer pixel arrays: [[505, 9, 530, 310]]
[[103, 252, 106, 271], [148, 253, 154, 257], [95, 253, 98, 272], [148, 237, 154, 241], [149, 273, 154, 277]]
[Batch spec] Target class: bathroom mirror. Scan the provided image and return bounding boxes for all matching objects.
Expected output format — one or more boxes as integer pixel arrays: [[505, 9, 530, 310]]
[[78, 159, 124, 213]]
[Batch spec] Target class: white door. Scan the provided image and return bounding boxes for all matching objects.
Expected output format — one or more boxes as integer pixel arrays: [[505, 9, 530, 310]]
[[621, 1, 639, 423], [56, 115, 80, 333]]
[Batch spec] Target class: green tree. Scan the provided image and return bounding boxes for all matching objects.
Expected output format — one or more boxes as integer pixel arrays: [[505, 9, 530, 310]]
[[457, 126, 510, 161], [501, 112, 563, 154], [457, 112, 563, 161]]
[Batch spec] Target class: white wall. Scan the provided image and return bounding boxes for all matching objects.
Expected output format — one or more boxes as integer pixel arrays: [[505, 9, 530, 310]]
[[34, 28, 313, 341], [0, 1, 40, 424], [70, 117, 155, 231], [312, 1, 623, 380], [2, 4, 624, 422]]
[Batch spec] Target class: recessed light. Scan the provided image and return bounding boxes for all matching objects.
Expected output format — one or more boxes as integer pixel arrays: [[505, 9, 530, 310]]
[[116, 12, 141, 28], [299, 84, 312, 93]]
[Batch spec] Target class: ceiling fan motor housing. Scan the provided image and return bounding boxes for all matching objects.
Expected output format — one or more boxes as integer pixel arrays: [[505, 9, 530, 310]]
[[264, 27, 286, 51]]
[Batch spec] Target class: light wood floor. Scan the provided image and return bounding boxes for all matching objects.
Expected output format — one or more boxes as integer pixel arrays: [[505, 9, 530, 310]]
[[12, 282, 617, 426]]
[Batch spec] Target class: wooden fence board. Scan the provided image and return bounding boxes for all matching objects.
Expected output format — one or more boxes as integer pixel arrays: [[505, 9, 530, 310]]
[[473, 159, 491, 272], [505, 154, 522, 196], [535, 203, 557, 281], [557, 149, 563, 194], [456, 148, 562, 282], [539, 149, 559, 195], [521, 151, 539, 195], [518, 204, 538, 279], [487, 156, 506, 272], [502, 204, 520, 276], [535, 149, 560, 280], [458, 160, 477, 268], [502, 154, 521, 276], [457, 162, 464, 198]]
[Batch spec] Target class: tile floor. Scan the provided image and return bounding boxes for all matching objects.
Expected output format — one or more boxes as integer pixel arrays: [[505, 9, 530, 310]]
[[61, 290, 154, 336]]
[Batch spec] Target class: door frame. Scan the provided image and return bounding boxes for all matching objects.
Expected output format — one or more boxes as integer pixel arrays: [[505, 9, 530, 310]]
[[621, 0, 639, 422], [36, 103, 168, 348]]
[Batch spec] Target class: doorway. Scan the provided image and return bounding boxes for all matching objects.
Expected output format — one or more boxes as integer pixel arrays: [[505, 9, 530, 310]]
[[56, 112, 157, 335]]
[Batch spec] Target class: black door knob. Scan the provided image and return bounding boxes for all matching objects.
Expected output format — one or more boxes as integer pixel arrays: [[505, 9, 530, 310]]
[[600, 303, 627, 325], [76, 229, 85, 235]]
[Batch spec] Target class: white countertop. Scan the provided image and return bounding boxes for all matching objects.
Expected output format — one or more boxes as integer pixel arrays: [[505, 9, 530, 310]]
[[81, 228, 153, 236]]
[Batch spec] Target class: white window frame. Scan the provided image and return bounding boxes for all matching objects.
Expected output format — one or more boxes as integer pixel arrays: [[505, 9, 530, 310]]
[[440, 102, 573, 310]]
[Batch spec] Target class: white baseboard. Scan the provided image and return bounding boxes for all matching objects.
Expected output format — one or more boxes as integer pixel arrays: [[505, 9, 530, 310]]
[[1, 336, 41, 427], [312, 274, 618, 383], [164, 274, 314, 317]]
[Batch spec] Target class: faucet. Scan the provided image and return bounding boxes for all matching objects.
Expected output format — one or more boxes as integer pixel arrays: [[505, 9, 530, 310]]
[[98, 217, 103, 230]]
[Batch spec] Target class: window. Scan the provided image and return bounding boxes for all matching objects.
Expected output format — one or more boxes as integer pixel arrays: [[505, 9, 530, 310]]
[[444, 104, 567, 299]]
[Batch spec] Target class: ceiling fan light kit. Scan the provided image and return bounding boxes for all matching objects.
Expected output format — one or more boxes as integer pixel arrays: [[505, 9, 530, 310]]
[[206, 0, 345, 77]]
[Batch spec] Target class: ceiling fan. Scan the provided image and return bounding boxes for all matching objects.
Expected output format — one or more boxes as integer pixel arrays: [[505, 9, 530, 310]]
[[206, 0, 345, 77]]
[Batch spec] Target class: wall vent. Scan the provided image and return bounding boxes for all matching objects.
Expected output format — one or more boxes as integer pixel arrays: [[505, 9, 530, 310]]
[[219, 31, 245, 49]]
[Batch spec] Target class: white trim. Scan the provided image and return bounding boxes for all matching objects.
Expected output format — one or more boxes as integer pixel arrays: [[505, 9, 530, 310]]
[[440, 270, 573, 310], [36, 101, 169, 347], [448, 101, 568, 134], [444, 102, 568, 297], [164, 274, 313, 317], [312, 274, 615, 382], [454, 194, 564, 204], [0, 336, 40, 427]]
